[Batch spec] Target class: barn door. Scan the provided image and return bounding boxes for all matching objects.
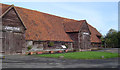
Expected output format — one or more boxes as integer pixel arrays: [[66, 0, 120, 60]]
[[2, 31, 13, 54], [13, 33, 23, 53], [3, 31, 23, 54], [81, 32, 90, 49]]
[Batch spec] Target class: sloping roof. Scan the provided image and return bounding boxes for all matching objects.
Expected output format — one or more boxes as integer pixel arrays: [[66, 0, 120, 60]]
[[63, 20, 102, 43], [0, 3, 74, 42], [0, 3, 102, 43], [0, 3, 11, 16], [63, 20, 85, 32], [88, 24, 102, 43]]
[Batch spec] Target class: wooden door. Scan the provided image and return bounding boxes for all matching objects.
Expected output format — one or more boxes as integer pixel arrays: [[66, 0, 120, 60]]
[[81, 32, 90, 49], [13, 33, 22, 53], [2, 31, 12, 54], [3, 31, 24, 54]]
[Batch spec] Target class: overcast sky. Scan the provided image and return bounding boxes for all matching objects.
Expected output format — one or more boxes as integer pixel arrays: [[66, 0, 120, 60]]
[[1, 2, 118, 36]]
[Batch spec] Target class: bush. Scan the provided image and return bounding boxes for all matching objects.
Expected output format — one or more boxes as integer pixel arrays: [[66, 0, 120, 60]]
[[48, 42, 54, 47], [27, 45, 32, 51]]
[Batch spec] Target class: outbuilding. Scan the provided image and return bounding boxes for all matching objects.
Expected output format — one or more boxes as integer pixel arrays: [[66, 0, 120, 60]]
[[0, 3, 102, 54], [0, 5, 26, 54]]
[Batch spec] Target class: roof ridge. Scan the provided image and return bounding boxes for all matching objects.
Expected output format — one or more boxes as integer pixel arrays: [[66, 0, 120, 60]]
[[1, 3, 78, 21], [0, 3, 11, 7], [63, 19, 86, 24], [1, 3, 86, 23], [11, 4, 79, 22], [1, 3, 102, 42]]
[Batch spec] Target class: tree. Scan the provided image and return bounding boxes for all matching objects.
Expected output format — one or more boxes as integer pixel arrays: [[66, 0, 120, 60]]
[[100, 36, 105, 48], [104, 29, 118, 48], [117, 31, 120, 47]]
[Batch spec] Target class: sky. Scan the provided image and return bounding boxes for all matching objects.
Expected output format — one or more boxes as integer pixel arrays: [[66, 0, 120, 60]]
[[1, 2, 118, 36]]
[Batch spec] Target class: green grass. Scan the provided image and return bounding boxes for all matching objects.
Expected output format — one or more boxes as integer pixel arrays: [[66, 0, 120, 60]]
[[36, 51, 119, 59]]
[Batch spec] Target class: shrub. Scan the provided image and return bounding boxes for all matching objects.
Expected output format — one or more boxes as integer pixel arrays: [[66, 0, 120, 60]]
[[48, 42, 54, 47], [27, 45, 32, 51]]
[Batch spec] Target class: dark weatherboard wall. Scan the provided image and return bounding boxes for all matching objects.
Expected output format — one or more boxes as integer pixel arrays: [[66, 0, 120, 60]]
[[2, 7, 26, 54]]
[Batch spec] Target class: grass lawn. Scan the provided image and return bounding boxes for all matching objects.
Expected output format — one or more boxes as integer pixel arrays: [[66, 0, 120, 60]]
[[36, 51, 119, 59]]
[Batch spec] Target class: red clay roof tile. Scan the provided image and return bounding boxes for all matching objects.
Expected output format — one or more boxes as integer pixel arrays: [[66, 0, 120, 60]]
[[88, 23, 102, 43], [63, 20, 85, 32], [0, 3, 102, 43]]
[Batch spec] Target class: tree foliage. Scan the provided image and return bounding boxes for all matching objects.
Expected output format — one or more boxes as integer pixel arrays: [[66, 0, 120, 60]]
[[101, 36, 105, 47], [27, 45, 32, 51], [118, 31, 120, 47], [103, 29, 119, 48]]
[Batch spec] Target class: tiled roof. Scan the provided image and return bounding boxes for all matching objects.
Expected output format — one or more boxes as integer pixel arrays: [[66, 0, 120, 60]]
[[63, 20, 85, 32], [63, 20, 102, 43], [0, 3, 11, 16], [0, 3, 102, 43], [88, 24, 102, 43]]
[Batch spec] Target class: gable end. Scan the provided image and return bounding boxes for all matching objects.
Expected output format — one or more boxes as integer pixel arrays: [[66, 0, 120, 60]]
[[1, 5, 26, 30]]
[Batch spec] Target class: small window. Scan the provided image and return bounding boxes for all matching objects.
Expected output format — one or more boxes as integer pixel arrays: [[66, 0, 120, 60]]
[[83, 32, 89, 35]]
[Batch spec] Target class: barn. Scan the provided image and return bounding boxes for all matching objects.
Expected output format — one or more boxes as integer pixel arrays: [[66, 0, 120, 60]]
[[0, 5, 26, 54], [0, 3, 102, 54]]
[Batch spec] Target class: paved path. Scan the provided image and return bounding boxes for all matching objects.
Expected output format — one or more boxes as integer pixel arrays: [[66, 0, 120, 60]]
[[1, 55, 119, 68], [96, 48, 119, 53], [1, 48, 119, 68]]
